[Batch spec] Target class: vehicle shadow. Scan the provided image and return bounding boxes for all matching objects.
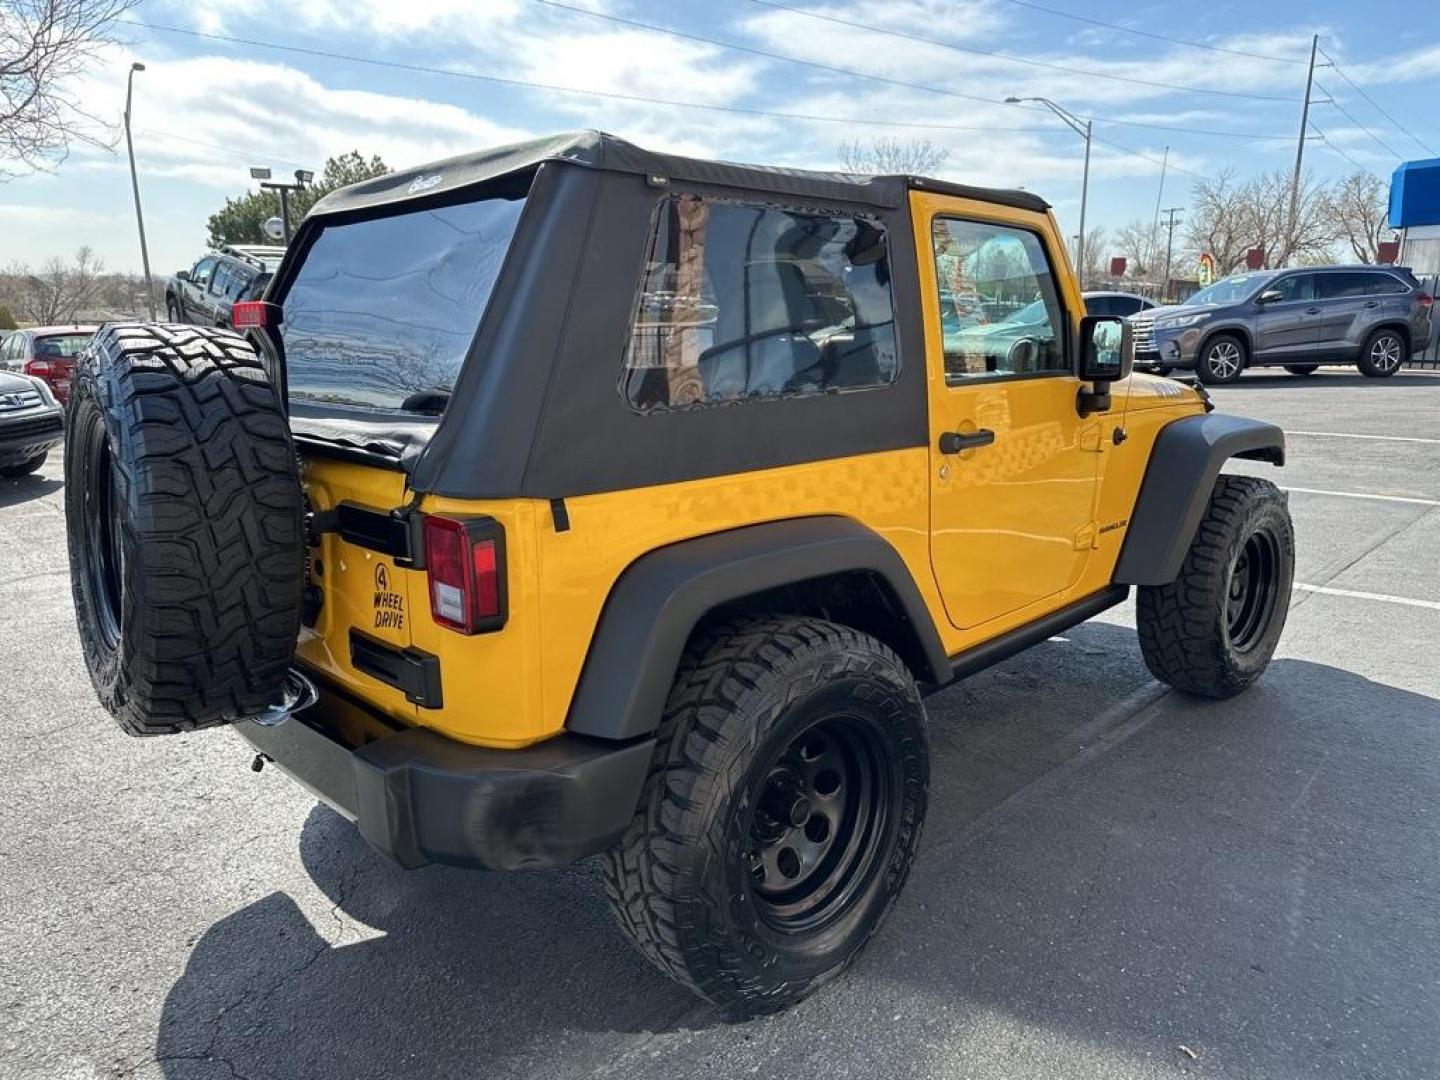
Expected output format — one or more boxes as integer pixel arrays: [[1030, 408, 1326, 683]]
[[0, 475, 62, 509], [1222, 370, 1439, 389], [154, 621, 1440, 1079]]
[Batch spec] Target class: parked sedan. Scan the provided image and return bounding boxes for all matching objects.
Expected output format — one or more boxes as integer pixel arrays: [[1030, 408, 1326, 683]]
[[0, 324, 97, 403], [0, 369, 64, 477]]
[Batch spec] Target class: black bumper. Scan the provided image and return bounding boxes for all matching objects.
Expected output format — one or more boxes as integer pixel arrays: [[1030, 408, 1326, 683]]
[[0, 408, 63, 459], [235, 691, 654, 871]]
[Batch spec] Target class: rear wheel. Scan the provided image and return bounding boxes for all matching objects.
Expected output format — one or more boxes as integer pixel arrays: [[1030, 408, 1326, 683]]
[[603, 616, 929, 1017], [1137, 476, 1293, 699], [0, 451, 47, 477], [1284, 364, 1320, 376], [1196, 334, 1246, 385], [1358, 328, 1405, 378], [65, 324, 305, 736]]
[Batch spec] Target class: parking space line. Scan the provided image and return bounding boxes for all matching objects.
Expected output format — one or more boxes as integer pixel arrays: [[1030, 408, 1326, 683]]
[[1295, 582, 1440, 611], [1282, 486, 1440, 507], [1288, 430, 1440, 445]]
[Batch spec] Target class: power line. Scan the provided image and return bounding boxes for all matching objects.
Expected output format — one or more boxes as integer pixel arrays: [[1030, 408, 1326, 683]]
[[1090, 132, 1206, 181], [126, 12, 1291, 146], [994, 0, 1308, 65], [1307, 121, 1385, 177], [118, 19, 1061, 137], [1317, 47, 1437, 157], [140, 128, 312, 171], [1313, 83, 1402, 159], [745, 0, 1295, 102]]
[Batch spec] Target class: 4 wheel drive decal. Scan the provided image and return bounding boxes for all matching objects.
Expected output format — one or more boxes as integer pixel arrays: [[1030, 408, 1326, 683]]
[[373, 562, 405, 630]]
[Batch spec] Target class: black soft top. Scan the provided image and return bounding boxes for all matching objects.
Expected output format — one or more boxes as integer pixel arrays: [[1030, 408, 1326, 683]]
[[306, 129, 1050, 219]]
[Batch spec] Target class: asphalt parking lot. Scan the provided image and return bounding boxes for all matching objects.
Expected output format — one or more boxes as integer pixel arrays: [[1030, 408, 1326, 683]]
[[3, 369, 1438, 1080]]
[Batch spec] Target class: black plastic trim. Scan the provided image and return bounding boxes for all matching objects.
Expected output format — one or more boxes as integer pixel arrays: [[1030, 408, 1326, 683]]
[[335, 502, 415, 562], [349, 631, 444, 708], [945, 585, 1129, 682], [1114, 413, 1286, 587], [234, 687, 655, 871], [565, 516, 950, 742]]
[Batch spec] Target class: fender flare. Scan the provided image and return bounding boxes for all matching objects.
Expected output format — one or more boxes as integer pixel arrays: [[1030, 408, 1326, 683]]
[[564, 516, 950, 742], [1113, 413, 1285, 587]]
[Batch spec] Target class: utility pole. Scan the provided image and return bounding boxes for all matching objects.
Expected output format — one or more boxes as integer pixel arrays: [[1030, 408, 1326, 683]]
[[123, 63, 156, 320], [1004, 96, 1092, 282], [1287, 34, 1320, 257], [1161, 206, 1184, 300], [1147, 146, 1169, 274]]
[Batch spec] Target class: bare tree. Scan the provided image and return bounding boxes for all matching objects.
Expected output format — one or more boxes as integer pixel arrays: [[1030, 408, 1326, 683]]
[[1, 0, 138, 177], [2, 246, 106, 323], [1327, 170, 1392, 263], [837, 137, 950, 176], [1186, 168, 1335, 272], [1113, 219, 1162, 277], [1076, 226, 1107, 289]]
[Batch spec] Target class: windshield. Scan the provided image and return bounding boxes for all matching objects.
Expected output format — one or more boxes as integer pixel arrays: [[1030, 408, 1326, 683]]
[[281, 194, 527, 412], [1185, 274, 1269, 307], [1001, 298, 1047, 324]]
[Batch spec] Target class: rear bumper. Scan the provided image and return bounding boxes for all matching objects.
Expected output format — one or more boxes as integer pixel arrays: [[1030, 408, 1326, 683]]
[[235, 678, 654, 871]]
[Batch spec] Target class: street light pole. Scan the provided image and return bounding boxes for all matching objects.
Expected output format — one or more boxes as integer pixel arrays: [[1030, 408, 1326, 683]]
[[252, 167, 313, 244], [1005, 96, 1092, 283], [1161, 206, 1184, 299], [123, 63, 156, 320]]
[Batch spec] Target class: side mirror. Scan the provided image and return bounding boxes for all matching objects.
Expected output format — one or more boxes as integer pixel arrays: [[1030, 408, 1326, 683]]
[[1257, 289, 1283, 304], [176, 270, 191, 282], [1076, 315, 1131, 417]]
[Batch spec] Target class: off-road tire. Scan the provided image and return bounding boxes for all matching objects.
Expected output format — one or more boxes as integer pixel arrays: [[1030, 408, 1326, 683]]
[[1284, 364, 1320, 376], [601, 615, 929, 1017], [1357, 327, 1405, 378], [0, 450, 47, 477], [1196, 333, 1246, 385], [1137, 476, 1293, 699], [65, 323, 305, 736]]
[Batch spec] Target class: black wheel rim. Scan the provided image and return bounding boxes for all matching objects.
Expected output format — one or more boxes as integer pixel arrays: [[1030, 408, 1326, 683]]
[[81, 414, 124, 651], [1226, 527, 1280, 652], [745, 715, 892, 934]]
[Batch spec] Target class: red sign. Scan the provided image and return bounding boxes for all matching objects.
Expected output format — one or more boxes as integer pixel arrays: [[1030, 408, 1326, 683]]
[[1376, 240, 1400, 264], [1109, 257, 1127, 277], [1244, 247, 1265, 270]]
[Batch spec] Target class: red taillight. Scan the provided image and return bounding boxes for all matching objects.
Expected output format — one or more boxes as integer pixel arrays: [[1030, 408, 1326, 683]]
[[24, 358, 50, 376], [423, 516, 506, 634], [231, 300, 270, 329], [1418, 293, 1434, 309]]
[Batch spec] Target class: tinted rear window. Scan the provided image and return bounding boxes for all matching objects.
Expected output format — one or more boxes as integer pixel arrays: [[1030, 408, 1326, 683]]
[[281, 195, 526, 412], [34, 333, 92, 357]]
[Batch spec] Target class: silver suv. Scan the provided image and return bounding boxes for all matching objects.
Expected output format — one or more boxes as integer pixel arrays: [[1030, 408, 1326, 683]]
[[1131, 266, 1434, 384]]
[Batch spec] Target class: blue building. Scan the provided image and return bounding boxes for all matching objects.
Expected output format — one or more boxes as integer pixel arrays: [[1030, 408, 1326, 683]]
[[1390, 158, 1440, 274]]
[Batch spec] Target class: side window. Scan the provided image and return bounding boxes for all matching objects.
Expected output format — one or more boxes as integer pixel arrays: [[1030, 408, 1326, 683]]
[[229, 268, 255, 300], [932, 217, 1066, 383], [1085, 296, 1114, 317], [620, 195, 899, 413], [1272, 274, 1316, 302], [1365, 273, 1408, 295], [1316, 272, 1371, 299], [210, 263, 232, 296], [192, 257, 217, 289]]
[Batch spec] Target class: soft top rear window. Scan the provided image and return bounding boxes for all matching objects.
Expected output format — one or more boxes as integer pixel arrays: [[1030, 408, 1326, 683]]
[[280, 193, 526, 413]]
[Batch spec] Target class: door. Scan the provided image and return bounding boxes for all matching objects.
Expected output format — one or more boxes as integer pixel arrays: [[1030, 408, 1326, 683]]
[[1253, 272, 1319, 360], [924, 209, 1101, 630], [187, 257, 217, 321], [1313, 271, 1377, 358]]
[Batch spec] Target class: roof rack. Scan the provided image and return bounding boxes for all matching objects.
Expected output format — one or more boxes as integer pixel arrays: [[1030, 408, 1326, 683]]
[[220, 244, 287, 271]]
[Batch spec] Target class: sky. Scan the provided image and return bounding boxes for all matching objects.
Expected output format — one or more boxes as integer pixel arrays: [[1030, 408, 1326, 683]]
[[3, 0, 1438, 277]]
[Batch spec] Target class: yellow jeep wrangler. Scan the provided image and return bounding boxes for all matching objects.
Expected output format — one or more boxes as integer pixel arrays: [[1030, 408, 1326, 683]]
[[65, 131, 1292, 1016]]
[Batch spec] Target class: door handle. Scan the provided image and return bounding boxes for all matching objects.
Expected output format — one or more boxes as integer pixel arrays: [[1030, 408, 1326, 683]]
[[1304, 307, 1321, 314], [1363, 300, 1379, 308], [938, 429, 996, 454]]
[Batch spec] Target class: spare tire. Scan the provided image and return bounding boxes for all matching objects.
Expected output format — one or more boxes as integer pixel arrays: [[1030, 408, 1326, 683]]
[[65, 324, 306, 736]]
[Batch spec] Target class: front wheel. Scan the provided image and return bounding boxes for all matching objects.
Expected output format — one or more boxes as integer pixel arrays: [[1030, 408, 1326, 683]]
[[1196, 334, 1246, 385], [1137, 476, 1293, 699], [1358, 328, 1405, 378], [603, 616, 929, 1017]]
